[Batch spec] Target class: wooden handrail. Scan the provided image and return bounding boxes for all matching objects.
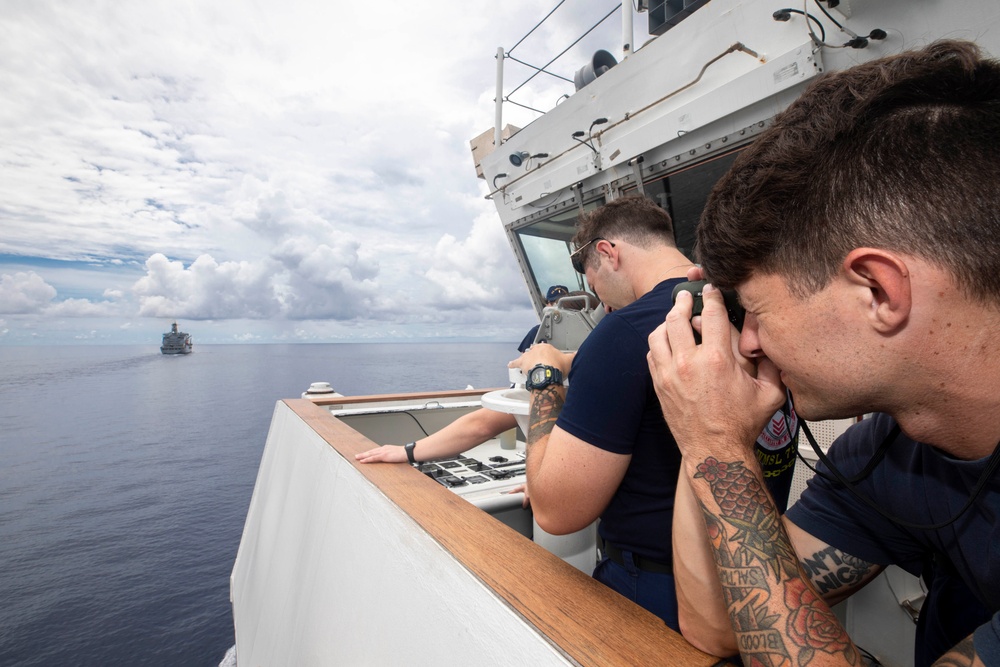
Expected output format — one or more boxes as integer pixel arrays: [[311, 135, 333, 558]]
[[303, 386, 504, 406], [286, 398, 719, 666]]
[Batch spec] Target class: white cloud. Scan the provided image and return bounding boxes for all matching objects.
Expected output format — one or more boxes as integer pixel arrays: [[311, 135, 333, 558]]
[[47, 298, 120, 318], [271, 237, 382, 320], [0, 270, 125, 318], [425, 213, 525, 310], [133, 253, 281, 319], [0, 272, 57, 313], [132, 244, 383, 322]]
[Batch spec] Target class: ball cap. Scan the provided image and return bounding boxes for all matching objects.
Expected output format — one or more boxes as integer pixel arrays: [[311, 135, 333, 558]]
[[546, 285, 569, 302]]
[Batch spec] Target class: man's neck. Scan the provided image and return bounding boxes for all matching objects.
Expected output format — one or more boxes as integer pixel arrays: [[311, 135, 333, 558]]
[[632, 248, 695, 299], [888, 307, 1000, 459]]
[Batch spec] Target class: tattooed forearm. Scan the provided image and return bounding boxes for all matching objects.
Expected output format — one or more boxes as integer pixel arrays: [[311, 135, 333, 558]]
[[934, 635, 977, 667], [800, 546, 876, 596], [694, 458, 794, 578], [526, 385, 564, 447], [693, 457, 860, 666]]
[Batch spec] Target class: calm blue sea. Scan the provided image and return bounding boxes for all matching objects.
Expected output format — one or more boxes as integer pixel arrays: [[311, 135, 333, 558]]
[[0, 342, 517, 666]]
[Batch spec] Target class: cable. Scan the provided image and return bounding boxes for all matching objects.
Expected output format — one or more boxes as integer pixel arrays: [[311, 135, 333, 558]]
[[803, 0, 844, 48], [772, 8, 826, 43], [789, 410, 896, 485], [508, 0, 567, 55], [571, 131, 598, 154], [526, 187, 567, 208], [801, 0, 886, 49], [506, 54, 574, 84], [400, 411, 430, 438], [812, 0, 846, 32], [856, 645, 883, 666], [503, 97, 548, 115], [774, 1, 885, 50]]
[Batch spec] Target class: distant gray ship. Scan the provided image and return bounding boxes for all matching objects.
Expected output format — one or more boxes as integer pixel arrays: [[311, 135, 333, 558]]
[[160, 322, 193, 355]]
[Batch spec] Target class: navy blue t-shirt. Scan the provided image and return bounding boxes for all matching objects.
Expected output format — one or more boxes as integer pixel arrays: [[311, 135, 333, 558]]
[[787, 413, 1000, 660], [557, 279, 683, 563]]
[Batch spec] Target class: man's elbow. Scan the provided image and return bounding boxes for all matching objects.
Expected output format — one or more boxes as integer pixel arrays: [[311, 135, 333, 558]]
[[532, 505, 592, 535], [678, 609, 739, 657]]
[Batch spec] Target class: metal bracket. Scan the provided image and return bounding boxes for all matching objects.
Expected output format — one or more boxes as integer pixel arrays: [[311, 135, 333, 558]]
[[628, 156, 646, 197], [572, 182, 585, 215]]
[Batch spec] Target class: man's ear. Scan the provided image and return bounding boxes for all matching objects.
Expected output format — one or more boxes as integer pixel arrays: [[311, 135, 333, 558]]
[[842, 248, 911, 333], [597, 239, 619, 270]]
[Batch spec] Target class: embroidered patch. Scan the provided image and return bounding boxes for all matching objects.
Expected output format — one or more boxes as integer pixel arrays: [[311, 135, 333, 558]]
[[757, 408, 798, 451]]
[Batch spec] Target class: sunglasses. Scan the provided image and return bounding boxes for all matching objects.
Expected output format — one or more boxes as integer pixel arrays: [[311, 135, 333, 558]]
[[570, 237, 615, 274]]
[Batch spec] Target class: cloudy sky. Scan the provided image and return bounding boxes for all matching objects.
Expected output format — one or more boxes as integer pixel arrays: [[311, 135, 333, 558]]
[[0, 0, 631, 345]]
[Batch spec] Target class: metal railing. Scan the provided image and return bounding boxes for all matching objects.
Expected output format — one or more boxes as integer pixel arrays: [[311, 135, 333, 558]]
[[494, 2, 630, 148]]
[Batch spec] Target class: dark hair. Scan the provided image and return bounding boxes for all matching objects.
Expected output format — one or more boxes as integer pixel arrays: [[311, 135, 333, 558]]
[[572, 196, 675, 271], [697, 40, 1000, 303]]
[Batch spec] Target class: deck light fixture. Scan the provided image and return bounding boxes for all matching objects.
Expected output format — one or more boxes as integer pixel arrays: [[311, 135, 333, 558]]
[[572, 118, 609, 154], [509, 151, 530, 167], [571, 130, 596, 154]]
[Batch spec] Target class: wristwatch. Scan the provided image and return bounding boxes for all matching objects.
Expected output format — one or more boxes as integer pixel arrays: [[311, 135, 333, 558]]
[[525, 364, 564, 391], [404, 442, 418, 465]]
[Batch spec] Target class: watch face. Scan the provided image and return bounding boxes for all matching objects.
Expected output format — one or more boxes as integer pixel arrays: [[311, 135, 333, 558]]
[[529, 366, 549, 386]]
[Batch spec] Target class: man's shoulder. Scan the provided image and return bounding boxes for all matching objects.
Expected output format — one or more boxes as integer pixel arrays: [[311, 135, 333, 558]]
[[599, 279, 682, 336], [580, 308, 636, 346], [569, 310, 651, 383], [575, 307, 651, 360]]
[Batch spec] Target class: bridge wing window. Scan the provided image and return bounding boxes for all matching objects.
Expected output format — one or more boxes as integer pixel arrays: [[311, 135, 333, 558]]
[[514, 202, 601, 302]]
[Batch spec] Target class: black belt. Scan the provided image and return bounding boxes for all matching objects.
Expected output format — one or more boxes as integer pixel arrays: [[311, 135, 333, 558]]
[[603, 541, 673, 575]]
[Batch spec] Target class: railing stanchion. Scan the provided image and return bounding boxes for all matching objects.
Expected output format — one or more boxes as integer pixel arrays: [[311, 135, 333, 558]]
[[494, 47, 505, 149], [622, 3, 633, 56]]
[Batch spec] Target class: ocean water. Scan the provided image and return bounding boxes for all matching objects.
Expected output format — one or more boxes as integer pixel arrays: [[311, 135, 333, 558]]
[[0, 342, 517, 666]]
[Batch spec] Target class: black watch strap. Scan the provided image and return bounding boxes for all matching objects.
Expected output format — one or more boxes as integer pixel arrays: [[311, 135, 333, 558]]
[[404, 442, 418, 465]]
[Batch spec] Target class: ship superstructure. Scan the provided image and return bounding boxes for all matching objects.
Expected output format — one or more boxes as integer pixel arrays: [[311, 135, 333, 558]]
[[160, 322, 192, 355]]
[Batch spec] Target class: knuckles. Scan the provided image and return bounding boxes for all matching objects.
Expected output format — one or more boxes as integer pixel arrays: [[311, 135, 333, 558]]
[[664, 306, 690, 327]]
